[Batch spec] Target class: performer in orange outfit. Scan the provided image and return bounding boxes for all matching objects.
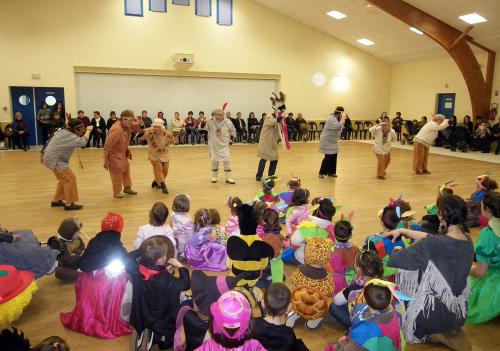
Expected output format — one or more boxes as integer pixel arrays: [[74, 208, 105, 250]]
[[104, 110, 138, 198]]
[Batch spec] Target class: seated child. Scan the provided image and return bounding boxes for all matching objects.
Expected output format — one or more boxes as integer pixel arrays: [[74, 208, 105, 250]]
[[0, 227, 58, 279], [253, 201, 269, 238], [278, 177, 301, 205], [223, 196, 243, 238], [0, 265, 38, 329], [325, 279, 404, 351], [286, 197, 336, 264], [226, 204, 275, 288], [467, 191, 500, 324], [364, 198, 413, 280], [185, 209, 227, 272], [421, 180, 456, 234], [285, 188, 311, 237], [133, 202, 175, 250], [467, 173, 498, 228], [208, 208, 225, 244], [174, 270, 250, 351], [0, 329, 70, 351], [254, 283, 309, 351], [170, 194, 193, 259], [130, 236, 190, 350], [47, 218, 86, 282], [60, 213, 133, 339], [329, 216, 359, 295], [329, 251, 384, 330], [260, 208, 285, 285], [196, 290, 267, 351], [255, 176, 280, 204], [287, 237, 334, 330]]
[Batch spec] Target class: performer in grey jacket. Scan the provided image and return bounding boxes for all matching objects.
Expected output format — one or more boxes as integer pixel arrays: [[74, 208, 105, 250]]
[[319, 106, 346, 178]]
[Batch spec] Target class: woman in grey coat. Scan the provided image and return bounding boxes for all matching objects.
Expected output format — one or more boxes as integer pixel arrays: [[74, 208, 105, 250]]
[[319, 107, 346, 177]]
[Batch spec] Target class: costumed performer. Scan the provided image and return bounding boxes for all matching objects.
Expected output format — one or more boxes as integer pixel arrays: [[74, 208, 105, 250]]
[[368, 120, 396, 180], [104, 109, 138, 198], [319, 107, 346, 178], [412, 114, 449, 175], [143, 118, 175, 194], [42, 115, 93, 210], [204, 107, 237, 184]]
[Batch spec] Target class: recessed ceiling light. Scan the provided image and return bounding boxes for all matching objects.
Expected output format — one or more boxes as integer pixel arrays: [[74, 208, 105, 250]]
[[357, 38, 374, 46], [326, 10, 347, 20], [459, 13, 487, 24], [409, 27, 424, 35]]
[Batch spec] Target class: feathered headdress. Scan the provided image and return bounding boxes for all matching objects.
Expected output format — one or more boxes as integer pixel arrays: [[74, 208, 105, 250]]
[[439, 179, 458, 194], [262, 175, 278, 190], [270, 92, 286, 112], [476, 172, 493, 190]]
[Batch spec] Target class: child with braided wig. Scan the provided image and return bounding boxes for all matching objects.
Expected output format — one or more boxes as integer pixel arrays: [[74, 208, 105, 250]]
[[223, 196, 243, 238], [286, 237, 334, 330], [184, 209, 227, 272], [284, 197, 336, 264], [328, 214, 359, 295], [285, 188, 311, 237], [325, 279, 405, 351]]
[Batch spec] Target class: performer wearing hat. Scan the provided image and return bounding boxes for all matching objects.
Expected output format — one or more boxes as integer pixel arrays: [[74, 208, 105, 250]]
[[204, 108, 237, 184], [143, 118, 175, 194], [104, 110, 138, 198], [42, 115, 93, 210]]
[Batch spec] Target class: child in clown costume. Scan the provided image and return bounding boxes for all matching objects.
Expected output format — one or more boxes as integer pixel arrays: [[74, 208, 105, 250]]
[[325, 279, 405, 351], [255, 176, 280, 204]]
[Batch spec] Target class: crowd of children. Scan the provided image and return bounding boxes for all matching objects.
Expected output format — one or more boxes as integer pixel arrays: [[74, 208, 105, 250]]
[[1, 173, 499, 351]]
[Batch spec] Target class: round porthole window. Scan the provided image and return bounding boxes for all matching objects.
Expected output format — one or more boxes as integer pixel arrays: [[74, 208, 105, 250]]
[[45, 96, 57, 106], [18, 95, 31, 106]]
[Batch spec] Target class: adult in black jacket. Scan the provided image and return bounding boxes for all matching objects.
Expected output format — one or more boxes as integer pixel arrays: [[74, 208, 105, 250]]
[[130, 236, 190, 350], [247, 112, 260, 143], [90, 111, 107, 147]]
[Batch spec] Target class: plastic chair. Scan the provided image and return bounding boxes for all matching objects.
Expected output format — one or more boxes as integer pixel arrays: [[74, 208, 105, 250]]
[[319, 121, 325, 131], [353, 121, 363, 140], [363, 121, 374, 139], [307, 122, 320, 141]]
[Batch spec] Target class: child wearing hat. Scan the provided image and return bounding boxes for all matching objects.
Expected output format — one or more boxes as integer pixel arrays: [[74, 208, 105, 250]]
[[143, 118, 175, 194], [196, 290, 267, 351], [130, 236, 190, 350], [254, 283, 309, 351], [60, 212, 133, 339], [0, 265, 38, 328], [286, 237, 334, 330], [47, 218, 86, 282]]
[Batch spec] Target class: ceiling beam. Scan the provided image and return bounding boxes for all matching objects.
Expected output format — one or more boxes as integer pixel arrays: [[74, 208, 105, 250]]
[[368, 0, 495, 119]]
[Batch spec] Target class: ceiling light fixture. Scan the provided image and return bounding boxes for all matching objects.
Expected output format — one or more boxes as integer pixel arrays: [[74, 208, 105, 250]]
[[409, 27, 424, 35], [326, 10, 347, 20], [357, 38, 374, 46], [459, 13, 487, 24]]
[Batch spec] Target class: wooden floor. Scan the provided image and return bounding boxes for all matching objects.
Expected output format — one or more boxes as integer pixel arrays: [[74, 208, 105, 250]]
[[0, 141, 498, 350]]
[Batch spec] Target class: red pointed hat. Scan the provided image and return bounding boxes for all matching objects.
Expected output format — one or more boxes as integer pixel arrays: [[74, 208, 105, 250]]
[[0, 265, 34, 304], [101, 212, 124, 233]]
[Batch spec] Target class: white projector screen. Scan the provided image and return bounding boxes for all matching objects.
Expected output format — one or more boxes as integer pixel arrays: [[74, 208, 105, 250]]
[[75, 73, 277, 122]]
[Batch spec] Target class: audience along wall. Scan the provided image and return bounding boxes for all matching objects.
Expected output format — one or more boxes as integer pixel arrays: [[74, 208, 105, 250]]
[[390, 53, 499, 120], [0, 0, 392, 123]]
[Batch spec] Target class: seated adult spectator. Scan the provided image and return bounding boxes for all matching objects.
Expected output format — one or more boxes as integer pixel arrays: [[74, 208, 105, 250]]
[[436, 115, 456, 147], [141, 110, 153, 129], [247, 112, 260, 143], [185, 111, 198, 145], [392, 112, 403, 141], [171, 112, 186, 145], [235, 112, 247, 143], [77, 110, 92, 147], [0, 126, 6, 149], [295, 112, 308, 142], [50, 111, 65, 135], [473, 116, 483, 132], [12, 112, 30, 151], [91, 111, 107, 147], [198, 111, 208, 144], [157, 111, 168, 128], [131, 110, 153, 145], [492, 116, 500, 155], [260, 112, 266, 126], [107, 111, 118, 130], [463, 115, 474, 134], [419, 116, 428, 129], [285, 112, 296, 141], [472, 122, 492, 153], [450, 122, 469, 153]]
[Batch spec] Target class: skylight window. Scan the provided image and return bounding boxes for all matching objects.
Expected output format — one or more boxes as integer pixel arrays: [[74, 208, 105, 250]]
[[409, 27, 424, 35], [326, 10, 347, 20], [459, 13, 487, 24], [357, 38, 374, 46]]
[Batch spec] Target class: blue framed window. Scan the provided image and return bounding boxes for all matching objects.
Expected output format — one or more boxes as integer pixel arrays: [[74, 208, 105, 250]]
[[173, 0, 189, 5], [217, 0, 232, 25], [125, 0, 144, 17], [195, 0, 211, 17], [150, 0, 167, 12]]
